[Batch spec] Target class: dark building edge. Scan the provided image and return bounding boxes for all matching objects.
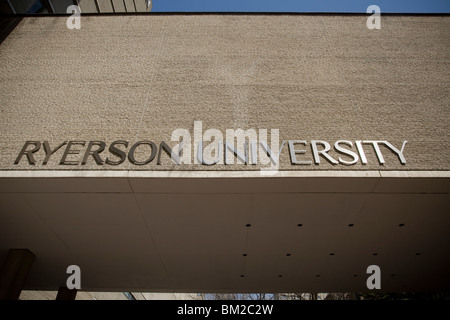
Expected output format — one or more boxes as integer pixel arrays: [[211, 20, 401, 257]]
[[0, 16, 22, 45]]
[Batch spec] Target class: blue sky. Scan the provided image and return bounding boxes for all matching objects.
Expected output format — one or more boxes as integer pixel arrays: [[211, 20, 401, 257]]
[[152, 0, 450, 13]]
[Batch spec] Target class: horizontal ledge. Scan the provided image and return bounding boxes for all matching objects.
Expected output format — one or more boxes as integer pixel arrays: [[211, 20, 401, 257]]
[[1, 170, 449, 179], [5, 13, 450, 17]]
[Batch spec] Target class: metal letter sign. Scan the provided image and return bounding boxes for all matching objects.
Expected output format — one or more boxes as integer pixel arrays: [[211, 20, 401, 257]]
[[14, 139, 407, 167]]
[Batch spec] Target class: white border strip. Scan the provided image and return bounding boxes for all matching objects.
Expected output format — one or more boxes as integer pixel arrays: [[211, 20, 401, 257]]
[[0, 170, 449, 179]]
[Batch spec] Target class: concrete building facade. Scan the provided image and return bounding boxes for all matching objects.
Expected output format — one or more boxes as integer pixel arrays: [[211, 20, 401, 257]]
[[0, 14, 449, 296]]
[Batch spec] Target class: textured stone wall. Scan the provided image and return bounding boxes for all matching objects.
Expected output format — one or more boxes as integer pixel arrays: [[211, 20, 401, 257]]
[[0, 15, 449, 171]]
